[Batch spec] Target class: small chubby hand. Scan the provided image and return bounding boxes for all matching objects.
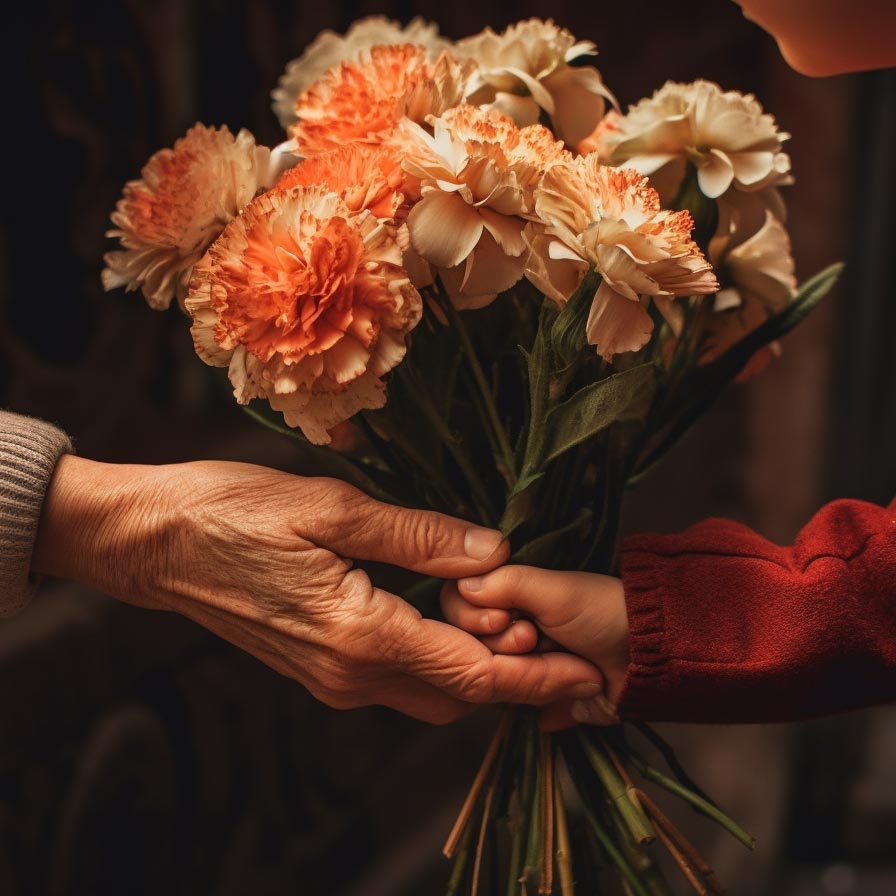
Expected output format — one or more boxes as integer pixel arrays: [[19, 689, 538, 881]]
[[441, 565, 631, 730]]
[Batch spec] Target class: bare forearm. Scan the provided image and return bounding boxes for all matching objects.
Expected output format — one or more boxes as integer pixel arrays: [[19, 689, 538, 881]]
[[32, 454, 176, 605]]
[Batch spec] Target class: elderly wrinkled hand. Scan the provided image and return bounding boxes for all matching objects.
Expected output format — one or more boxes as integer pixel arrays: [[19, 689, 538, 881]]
[[33, 457, 604, 723]]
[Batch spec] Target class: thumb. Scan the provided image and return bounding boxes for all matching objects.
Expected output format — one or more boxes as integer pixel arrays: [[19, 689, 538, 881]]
[[455, 565, 589, 628], [309, 479, 509, 577]]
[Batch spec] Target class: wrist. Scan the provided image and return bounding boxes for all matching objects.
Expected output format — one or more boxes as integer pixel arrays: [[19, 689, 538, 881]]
[[32, 455, 179, 605]]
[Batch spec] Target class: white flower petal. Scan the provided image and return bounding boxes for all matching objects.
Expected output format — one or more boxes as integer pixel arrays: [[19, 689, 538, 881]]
[[586, 281, 654, 361], [478, 206, 528, 256], [407, 190, 484, 268], [542, 66, 612, 145], [697, 148, 735, 198]]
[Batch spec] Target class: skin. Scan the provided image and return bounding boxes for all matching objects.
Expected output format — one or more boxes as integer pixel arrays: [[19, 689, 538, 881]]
[[32, 456, 605, 724], [441, 567, 630, 729], [733, 0, 896, 76]]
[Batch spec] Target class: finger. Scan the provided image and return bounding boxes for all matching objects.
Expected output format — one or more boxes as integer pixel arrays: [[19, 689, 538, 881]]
[[376, 675, 475, 725], [378, 597, 604, 705], [456, 565, 593, 627], [440, 581, 513, 635], [540, 695, 620, 732], [307, 479, 510, 577], [569, 693, 621, 725], [487, 652, 606, 705], [479, 619, 540, 655]]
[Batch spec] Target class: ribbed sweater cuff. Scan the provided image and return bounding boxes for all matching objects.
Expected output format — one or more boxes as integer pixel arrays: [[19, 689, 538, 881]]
[[615, 546, 671, 719], [0, 411, 72, 616]]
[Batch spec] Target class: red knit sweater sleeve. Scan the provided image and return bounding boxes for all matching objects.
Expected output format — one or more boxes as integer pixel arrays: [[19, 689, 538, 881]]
[[617, 497, 896, 723]]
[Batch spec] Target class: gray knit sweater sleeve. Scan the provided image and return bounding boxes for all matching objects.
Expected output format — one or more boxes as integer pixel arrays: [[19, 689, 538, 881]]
[[0, 410, 73, 616]]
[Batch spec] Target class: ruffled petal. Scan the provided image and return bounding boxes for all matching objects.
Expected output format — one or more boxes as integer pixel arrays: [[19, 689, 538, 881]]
[[585, 281, 654, 361], [407, 190, 484, 268]]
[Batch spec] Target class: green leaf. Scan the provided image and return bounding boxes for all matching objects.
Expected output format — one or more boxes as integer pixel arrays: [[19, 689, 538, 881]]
[[499, 470, 545, 537], [522, 309, 554, 455], [727, 262, 842, 357], [631, 263, 843, 481], [541, 364, 658, 466]]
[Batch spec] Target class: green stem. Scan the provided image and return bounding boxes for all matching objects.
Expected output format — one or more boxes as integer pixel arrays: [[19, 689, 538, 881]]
[[446, 822, 475, 896], [580, 802, 652, 896], [509, 717, 539, 896], [628, 723, 718, 808], [437, 288, 517, 490], [578, 731, 655, 845], [364, 415, 467, 516], [627, 754, 755, 850], [398, 364, 498, 523]]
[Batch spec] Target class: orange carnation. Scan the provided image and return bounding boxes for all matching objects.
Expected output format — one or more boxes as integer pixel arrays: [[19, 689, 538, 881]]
[[290, 45, 471, 156], [275, 143, 410, 219], [185, 185, 422, 443], [102, 124, 274, 310]]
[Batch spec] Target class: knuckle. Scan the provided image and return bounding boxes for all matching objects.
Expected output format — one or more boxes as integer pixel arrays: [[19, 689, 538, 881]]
[[485, 564, 524, 596], [455, 660, 498, 704], [404, 510, 454, 562]]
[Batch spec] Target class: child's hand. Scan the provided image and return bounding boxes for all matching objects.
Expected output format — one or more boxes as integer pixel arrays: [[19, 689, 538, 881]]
[[440, 566, 630, 729]]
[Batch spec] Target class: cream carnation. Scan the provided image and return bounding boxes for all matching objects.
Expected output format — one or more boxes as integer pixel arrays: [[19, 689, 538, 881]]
[[700, 211, 795, 375], [528, 156, 718, 361], [185, 185, 422, 444], [289, 45, 473, 156], [456, 18, 614, 145], [403, 105, 570, 308], [102, 124, 278, 310], [272, 16, 450, 129], [598, 80, 792, 205]]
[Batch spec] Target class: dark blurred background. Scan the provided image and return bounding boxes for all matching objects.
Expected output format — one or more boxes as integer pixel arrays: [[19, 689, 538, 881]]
[[1, 1, 894, 893]]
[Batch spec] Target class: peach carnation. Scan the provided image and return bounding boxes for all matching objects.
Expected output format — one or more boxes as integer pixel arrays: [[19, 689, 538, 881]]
[[102, 124, 278, 310], [403, 105, 570, 308], [275, 143, 410, 220], [599, 80, 792, 205], [185, 185, 422, 444], [699, 211, 796, 377], [528, 156, 718, 361], [272, 16, 450, 129], [456, 18, 614, 145], [289, 45, 473, 156]]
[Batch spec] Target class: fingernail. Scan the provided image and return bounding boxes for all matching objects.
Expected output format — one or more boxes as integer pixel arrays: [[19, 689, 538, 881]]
[[464, 528, 504, 560], [460, 576, 483, 592], [571, 695, 620, 725], [566, 681, 603, 699]]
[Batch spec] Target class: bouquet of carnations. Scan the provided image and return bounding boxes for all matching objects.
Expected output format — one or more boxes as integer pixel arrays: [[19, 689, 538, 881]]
[[102, 15, 840, 894]]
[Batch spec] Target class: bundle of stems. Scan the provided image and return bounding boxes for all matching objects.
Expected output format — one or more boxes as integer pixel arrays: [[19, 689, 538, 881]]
[[443, 708, 754, 895]]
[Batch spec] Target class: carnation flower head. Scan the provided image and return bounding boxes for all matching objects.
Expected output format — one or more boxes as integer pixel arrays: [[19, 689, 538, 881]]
[[185, 185, 422, 444], [272, 16, 450, 129], [699, 211, 796, 378], [598, 80, 792, 205], [102, 124, 276, 310], [528, 155, 718, 361], [289, 44, 473, 156], [456, 18, 614, 145], [275, 143, 410, 220], [403, 105, 571, 309]]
